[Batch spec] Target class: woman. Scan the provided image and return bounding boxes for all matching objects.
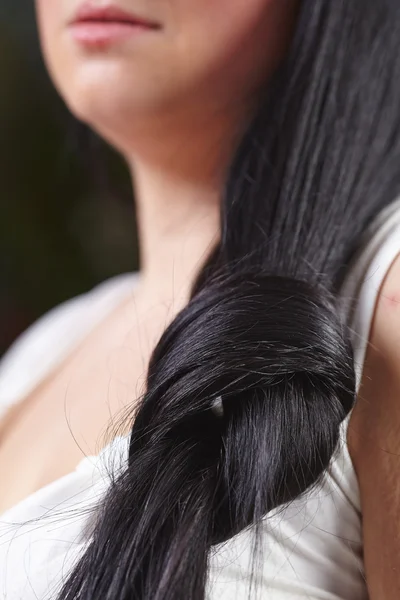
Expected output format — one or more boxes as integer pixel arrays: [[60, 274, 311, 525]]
[[0, 0, 400, 598]]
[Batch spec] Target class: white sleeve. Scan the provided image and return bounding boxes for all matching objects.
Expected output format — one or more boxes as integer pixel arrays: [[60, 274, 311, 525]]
[[0, 291, 93, 417], [0, 272, 139, 419]]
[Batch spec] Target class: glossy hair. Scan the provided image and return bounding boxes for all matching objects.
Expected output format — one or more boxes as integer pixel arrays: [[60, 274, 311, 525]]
[[57, 1, 400, 598]]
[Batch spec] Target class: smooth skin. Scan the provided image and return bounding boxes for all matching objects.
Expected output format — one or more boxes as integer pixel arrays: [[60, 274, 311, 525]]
[[3, 0, 399, 597], [35, 0, 297, 302]]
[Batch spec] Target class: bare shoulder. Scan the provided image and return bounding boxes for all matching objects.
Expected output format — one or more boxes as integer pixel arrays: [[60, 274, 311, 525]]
[[350, 249, 400, 434], [348, 250, 400, 600]]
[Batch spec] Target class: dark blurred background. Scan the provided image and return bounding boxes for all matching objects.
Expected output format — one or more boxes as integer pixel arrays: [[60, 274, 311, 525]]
[[0, 0, 139, 357]]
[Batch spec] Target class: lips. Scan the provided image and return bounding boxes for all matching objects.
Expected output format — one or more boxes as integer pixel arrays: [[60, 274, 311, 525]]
[[69, 3, 160, 47], [71, 3, 160, 29]]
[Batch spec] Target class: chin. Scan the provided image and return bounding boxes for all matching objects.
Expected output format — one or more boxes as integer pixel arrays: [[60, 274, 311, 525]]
[[61, 81, 163, 153], [48, 50, 148, 108]]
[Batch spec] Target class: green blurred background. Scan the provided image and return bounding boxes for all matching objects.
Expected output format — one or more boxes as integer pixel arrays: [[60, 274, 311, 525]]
[[0, 1, 139, 357]]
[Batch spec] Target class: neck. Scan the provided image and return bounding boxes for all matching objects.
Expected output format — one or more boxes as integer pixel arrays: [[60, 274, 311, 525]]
[[125, 103, 249, 309]]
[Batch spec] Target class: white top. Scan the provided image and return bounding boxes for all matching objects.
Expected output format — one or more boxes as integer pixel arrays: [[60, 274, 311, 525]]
[[1, 198, 400, 599]]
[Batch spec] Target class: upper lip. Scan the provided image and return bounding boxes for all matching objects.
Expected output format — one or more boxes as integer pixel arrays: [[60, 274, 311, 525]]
[[71, 3, 160, 28]]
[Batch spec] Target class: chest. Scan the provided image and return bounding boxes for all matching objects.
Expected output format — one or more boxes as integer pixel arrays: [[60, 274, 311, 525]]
[[0, 302, 165, 517]]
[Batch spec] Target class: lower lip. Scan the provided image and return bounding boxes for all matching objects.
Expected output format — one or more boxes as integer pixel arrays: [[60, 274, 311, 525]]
[[69, 22, 155, 47]]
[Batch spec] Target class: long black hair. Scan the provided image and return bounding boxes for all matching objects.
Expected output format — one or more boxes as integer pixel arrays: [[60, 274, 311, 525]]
[[57, 1, 400, 598]]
